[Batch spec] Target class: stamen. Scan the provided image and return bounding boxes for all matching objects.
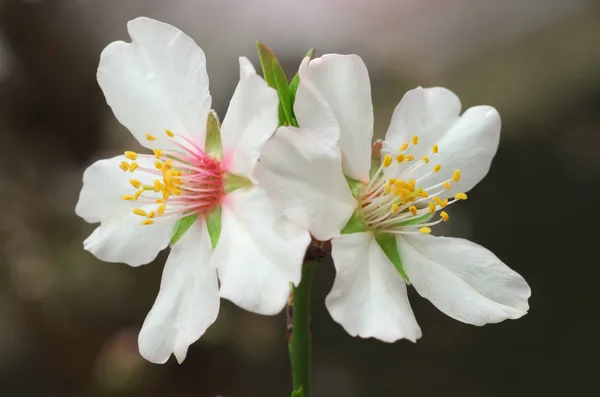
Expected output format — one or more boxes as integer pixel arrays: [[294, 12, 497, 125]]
[[454, 193, 468, 200], [153, 149, 163, 159], [443, 182, 451, 190], [419, 227, 432, 234], [128, 162, 139, 172], [400, 142, 409, 151], [396, 154, 405, 163], [165, 130, 175, 138], [141, 219, 154, 225], [432, 144, 439, 154], [440, 211, 449, 222], [124, 151, 138, 160], [422, 156, 429, 164], [146, 133, 156, 141], [121, 195, 134, 201], [433, 164, 442, 173], [383, 154, 393, 167], [119, 161, 129, 172], [130, 179, 141, 189], [452, 169, 461, 182], [132, 208, 147, 217], [409, 206, 417, 216], [411, 136, 419, 145]]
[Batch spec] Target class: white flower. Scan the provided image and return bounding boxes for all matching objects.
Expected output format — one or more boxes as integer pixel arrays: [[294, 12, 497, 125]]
[[75, 17, 309, 363], [257, 54, 531, 342]]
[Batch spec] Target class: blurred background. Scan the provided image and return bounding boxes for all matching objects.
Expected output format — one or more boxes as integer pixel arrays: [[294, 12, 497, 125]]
[[0, 0, 598, 396]]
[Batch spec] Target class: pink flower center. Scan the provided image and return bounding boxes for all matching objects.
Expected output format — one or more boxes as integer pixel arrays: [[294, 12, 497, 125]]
[[119, 130, 224, 225]]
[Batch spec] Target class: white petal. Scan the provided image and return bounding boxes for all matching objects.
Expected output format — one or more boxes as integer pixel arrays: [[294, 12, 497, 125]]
[[384, 87, 461, 160], [138, 219, 219, 364], [220, 58, 279, 181], [238, 56, 256, 78], [97, 17, 211, 151], [295, 54, 374, 182], [76, 155, 175, 267], [397, 234, 530, 326], [326, 232, 422, 343], [256, 126, 356, 241], [213, 187, 310, 315]]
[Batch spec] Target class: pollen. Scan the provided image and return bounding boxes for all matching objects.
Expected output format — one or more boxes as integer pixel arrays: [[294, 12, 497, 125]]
[[433, 164, 442, 173], [419, 227, 432, 234], [157, 204, 166, 215], [418, 190, 429, 198], [121, 195, 134, 201], [146, 133, 156, 141], [119, 161, 129, 172], [405, 155, 415, 161], [124, 151, 138, 160], [422, 156, 430, 164], [396, 154, 405, 163], [165, 129, 175, 138], [400, 142, 409, 151], [141, 219, 154, 225], [455, 193, 468, 200], [443, 182, 452, 190], [440, 211, 449, 222], [146, 211, 156, 219], [130, 179, 141, 189], [383, 154, 393, 167], [411, 136, 419, 145], [133, 190, 143, 200], [154, 161, 163, 170], [432, 144, 439, 154], [433, 197, 448, 208], [154, 180, 162, 192], [452, 169, 461, 182], [132, 208, 147, 217], [429, 202, 436, 214], [409, 206, 417, 215], [153, 149, 163, 159], [128, 162, 138, 172]]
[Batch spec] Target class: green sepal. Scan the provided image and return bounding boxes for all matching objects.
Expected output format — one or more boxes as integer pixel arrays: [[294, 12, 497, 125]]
[[205, 205, 222, 249], [289, 47, 315, 105], [272, 61, 296, 127], [345, 176, 364, 197], [255, 41, 287, 126], [341, 210, 368, 235], [397, 212, 432, 227], [205, 110, 222, 160], [291, 386, 304, 397], [374, 232, 410, 282], [224, 172, 253, 193], [170, 213, 198, 245]]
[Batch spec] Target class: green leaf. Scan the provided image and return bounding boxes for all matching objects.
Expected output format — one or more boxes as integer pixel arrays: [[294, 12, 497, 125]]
[[205, 110, 222, 160], [345, 176, 364, 197], [397, 212, 432, 227], [255, 41, 287, 125], [289, 47, 315, 105], [374, 232, 410, 282], [272, 61, 296, 127], [291, 386, 304, 397], [341, 210, 368, 235], [206, 205, 222, 249], [224, 172, 253, 193], [170, 213, 199, 245]]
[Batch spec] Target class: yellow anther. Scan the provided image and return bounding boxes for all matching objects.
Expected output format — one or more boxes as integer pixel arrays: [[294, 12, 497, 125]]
[[429, 202, 436, 214], [157, 204, 166, 216], [422, 156, 430, 164], [409, 206, 418, 216], [146, 133, 156, 141], [121, 195, 134, 201], [407, 179, 416, 191], [432, 144, 439, 154], [154, 180, 162, 192], [165, 129, 175, 138], [134, 190, 143, 200], [405, 155, 415, 161], [443, 182, 452, 190], [130, 179, 142, 189], [132, 208, 147, 217], [146, 211, 156, 219], [419, 190, 429, 198], [440, 211, 449, 222], [419, 227, 432, 234], [433, 164, 442, 173], [128, 162, 138, 172], [383, 154, 393, 167], [400, 142, 409, 151], [154, 161, 163, 170], [124, 151, 138, 160], [392, 203, 399, 213], [141, 219, 154, 225], [452, 169, 461, 183], [411, 136, 419, 145], [388, 178, 397, 185], [119, 161, 129, 171], [433, 197, 448, 208], [396, 154, 405, 163], [455, 193, 468, 200], [156, 198, 165, 204], [153, 149, 163, 159]]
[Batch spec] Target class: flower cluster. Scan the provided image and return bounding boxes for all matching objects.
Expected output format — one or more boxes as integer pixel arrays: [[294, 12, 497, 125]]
[[76, 17, 530, 363]]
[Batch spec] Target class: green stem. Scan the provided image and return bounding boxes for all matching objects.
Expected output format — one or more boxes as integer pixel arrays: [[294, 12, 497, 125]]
[[289, 261, 317, 396]]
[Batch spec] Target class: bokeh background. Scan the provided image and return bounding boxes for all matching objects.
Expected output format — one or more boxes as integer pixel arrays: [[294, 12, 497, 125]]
[[1, 0, 598, 396]]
